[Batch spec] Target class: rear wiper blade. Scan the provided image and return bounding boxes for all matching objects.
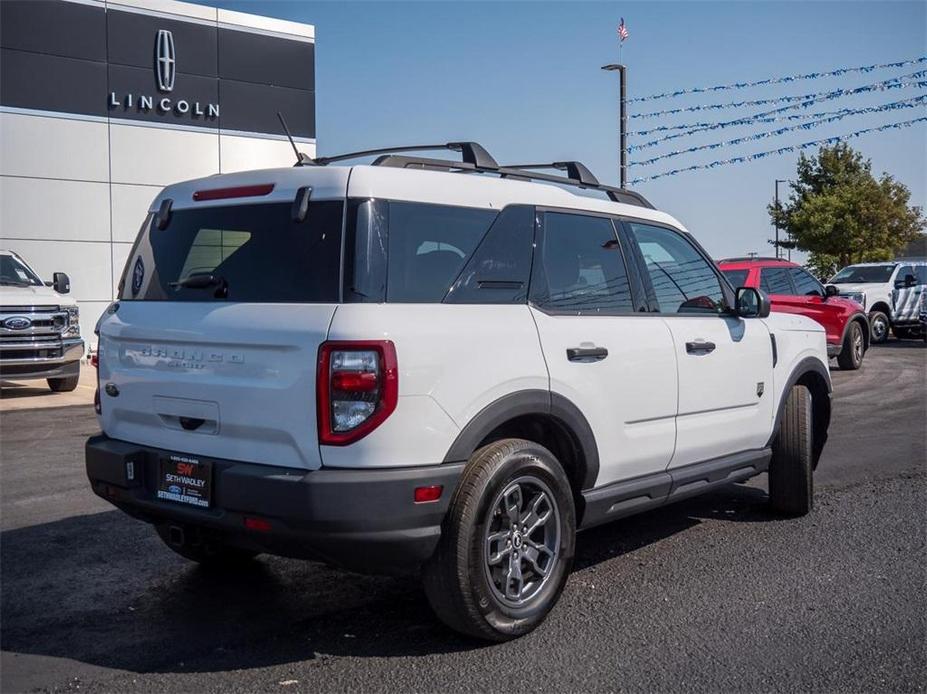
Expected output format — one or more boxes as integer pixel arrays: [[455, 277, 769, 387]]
[[170, 273, 228, 297]]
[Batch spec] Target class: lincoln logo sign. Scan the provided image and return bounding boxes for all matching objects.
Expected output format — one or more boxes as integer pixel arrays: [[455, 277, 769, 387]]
[[107, 29, 219, 120], [155, 29, 176, 93]]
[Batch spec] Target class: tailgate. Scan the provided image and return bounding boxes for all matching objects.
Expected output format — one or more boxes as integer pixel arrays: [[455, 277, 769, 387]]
[[98, 302, 334, 470]]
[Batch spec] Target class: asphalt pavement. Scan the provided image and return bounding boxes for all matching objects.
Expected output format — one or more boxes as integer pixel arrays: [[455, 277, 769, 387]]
[[1, 343, 924, 693]]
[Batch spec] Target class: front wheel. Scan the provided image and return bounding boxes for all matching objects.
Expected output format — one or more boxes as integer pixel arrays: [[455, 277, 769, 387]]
[[47, 375, 79, 392], [836, 321, 864, 370], [423, 438, 576, 641], [769, 385, 814, 517], [868, 310, 889, 344]]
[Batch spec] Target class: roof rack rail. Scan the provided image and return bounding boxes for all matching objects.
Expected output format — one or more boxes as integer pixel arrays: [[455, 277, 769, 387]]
[[504, 162, 600, 187], [309, 142, 499, 169], [304, 140, 654, 209]]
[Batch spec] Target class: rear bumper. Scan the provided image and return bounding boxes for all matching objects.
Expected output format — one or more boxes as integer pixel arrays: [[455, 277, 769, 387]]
[[85, 434, 464, 575]]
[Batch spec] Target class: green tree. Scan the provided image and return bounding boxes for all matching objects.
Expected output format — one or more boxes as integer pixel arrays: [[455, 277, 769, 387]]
[[769, 143, 924, 269]]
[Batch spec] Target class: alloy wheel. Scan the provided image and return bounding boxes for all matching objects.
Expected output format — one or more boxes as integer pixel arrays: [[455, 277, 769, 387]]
[[483, 475, 561, 608]]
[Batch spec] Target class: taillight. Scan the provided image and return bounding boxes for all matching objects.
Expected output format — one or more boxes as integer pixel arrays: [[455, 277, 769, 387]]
[[317, 340, 398, 445]]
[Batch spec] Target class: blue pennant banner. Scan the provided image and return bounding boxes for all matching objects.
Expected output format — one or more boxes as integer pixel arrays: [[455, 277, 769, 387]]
[[628, 117, 927, 184], [630, 95, 927, 165], [628, 56, 927, 103], [631, 71, 926, 119]]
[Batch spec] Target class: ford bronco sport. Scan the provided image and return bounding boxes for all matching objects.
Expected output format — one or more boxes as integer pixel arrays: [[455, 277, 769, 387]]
[[86, 142, 832, 641]]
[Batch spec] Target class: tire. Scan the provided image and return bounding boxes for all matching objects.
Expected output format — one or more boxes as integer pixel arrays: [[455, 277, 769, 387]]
[[155, 524, 258, 567], [47, 375, 79, 392], [868, 310, 889, 344], [836, 321, 864, 370], [423, 438, 576, 641], [768, 385, 814, 517]]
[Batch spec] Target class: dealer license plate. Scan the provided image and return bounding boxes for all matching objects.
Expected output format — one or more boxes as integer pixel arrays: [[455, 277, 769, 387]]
[[157, 454, 212, 508]]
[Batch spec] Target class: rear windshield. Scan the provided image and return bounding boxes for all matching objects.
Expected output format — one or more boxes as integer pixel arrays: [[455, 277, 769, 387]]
[[721, 269, 749, 288], [830, 264, 895, 284], [121, 201, 343, 302]]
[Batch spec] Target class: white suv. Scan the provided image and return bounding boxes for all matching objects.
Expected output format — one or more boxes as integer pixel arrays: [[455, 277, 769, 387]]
[[86, 143, 832, 641], [829, 260, 927, 342]]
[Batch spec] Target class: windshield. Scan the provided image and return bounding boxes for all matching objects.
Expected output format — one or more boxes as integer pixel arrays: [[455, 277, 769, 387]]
[[120, 201, 344, 302], [830, 264, 895, 284], [0, 254, 43, 287]]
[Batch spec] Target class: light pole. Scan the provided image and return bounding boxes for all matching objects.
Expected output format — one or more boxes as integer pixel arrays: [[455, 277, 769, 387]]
[[601, 63, 627, 188], [774, 179, 788, 259]]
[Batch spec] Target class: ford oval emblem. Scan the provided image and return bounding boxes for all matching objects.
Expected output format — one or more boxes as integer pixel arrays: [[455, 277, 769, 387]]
[[131, 257, 145, 297], [2, 316, 32, 330]]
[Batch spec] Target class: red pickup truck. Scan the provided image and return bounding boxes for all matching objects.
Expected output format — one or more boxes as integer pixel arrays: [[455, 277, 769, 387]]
[[718, 257, 869, 370]]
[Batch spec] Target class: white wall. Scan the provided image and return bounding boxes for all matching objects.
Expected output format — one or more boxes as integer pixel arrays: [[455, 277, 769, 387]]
[[0, 108, 316, 348]]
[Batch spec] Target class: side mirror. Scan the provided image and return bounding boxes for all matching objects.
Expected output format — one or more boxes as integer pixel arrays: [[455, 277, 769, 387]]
[[825, 284, 840, 297], [736, 286, 770, 318], [52, 272, 70, 294]]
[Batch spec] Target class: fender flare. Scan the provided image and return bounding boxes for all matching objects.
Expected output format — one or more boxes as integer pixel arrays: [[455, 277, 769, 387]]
[[765, 356, 832, 452], [442, 389, 600, 490], [839, 311, 871, 352]]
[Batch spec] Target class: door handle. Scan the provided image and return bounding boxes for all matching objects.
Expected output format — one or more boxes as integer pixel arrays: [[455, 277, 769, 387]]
[[685, 340, 716, 354], [567, 346, 609, 362]]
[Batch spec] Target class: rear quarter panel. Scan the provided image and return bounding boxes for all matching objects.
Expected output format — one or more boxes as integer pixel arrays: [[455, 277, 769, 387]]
[[321, 304, 548, 468]]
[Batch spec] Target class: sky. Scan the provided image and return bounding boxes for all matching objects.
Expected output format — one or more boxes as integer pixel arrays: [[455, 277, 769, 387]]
[[194, 0, 925, 261]]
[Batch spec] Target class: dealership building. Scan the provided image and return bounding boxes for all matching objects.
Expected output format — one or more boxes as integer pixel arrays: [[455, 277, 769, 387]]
[[0, 0, 316, 343]]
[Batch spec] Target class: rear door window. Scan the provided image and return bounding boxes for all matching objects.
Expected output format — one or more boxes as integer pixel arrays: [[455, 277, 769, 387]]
[[121, 201, 343, 302], [760, 267, 795, 295], [530, 212, 634, 313]]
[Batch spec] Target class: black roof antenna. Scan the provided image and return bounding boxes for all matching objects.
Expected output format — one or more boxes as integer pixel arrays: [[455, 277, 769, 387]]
[[277, 112, 315, 166]]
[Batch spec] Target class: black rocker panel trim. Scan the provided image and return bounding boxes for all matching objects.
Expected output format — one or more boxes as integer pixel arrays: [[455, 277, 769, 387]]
[[442, 389, 601, 491], [579, 448, 771, 529]]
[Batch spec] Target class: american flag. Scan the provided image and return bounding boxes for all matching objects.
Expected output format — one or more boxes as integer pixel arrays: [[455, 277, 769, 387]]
[[618, 17, 628, 42]]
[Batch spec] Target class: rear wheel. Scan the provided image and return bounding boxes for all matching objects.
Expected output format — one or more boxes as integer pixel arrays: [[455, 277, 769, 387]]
[[769, 385, 814, 517], [836, 321, 864, 370], [423, 438, 576, 641], [155, 524, 258, 567], [868, 310, 889, 344], [47, 375, 79, 392]]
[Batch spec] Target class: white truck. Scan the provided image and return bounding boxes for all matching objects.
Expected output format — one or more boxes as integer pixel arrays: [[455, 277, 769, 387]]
[[86, 142, 832, 641], [0, 250, 83, 392], [829, 260, 927, 342]]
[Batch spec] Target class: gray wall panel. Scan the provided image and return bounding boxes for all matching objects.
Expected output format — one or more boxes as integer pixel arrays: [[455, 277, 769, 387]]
[[0, 48, 107, 116], [219, 80, 314, 138], [218, 28, 314, 91], [0, 0, 106, 62], [106, 9, 218, 77]]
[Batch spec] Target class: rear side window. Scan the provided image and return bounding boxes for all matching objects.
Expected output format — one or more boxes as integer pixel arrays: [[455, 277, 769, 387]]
[[789, 268, 823, 296], [531, 212, 633, 314], [386, 202, 497, 302], [444, 205, 535, 304], [121, 201, 343, 302], [721, 269, 749, 288], [760, 267, 795, 295]]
